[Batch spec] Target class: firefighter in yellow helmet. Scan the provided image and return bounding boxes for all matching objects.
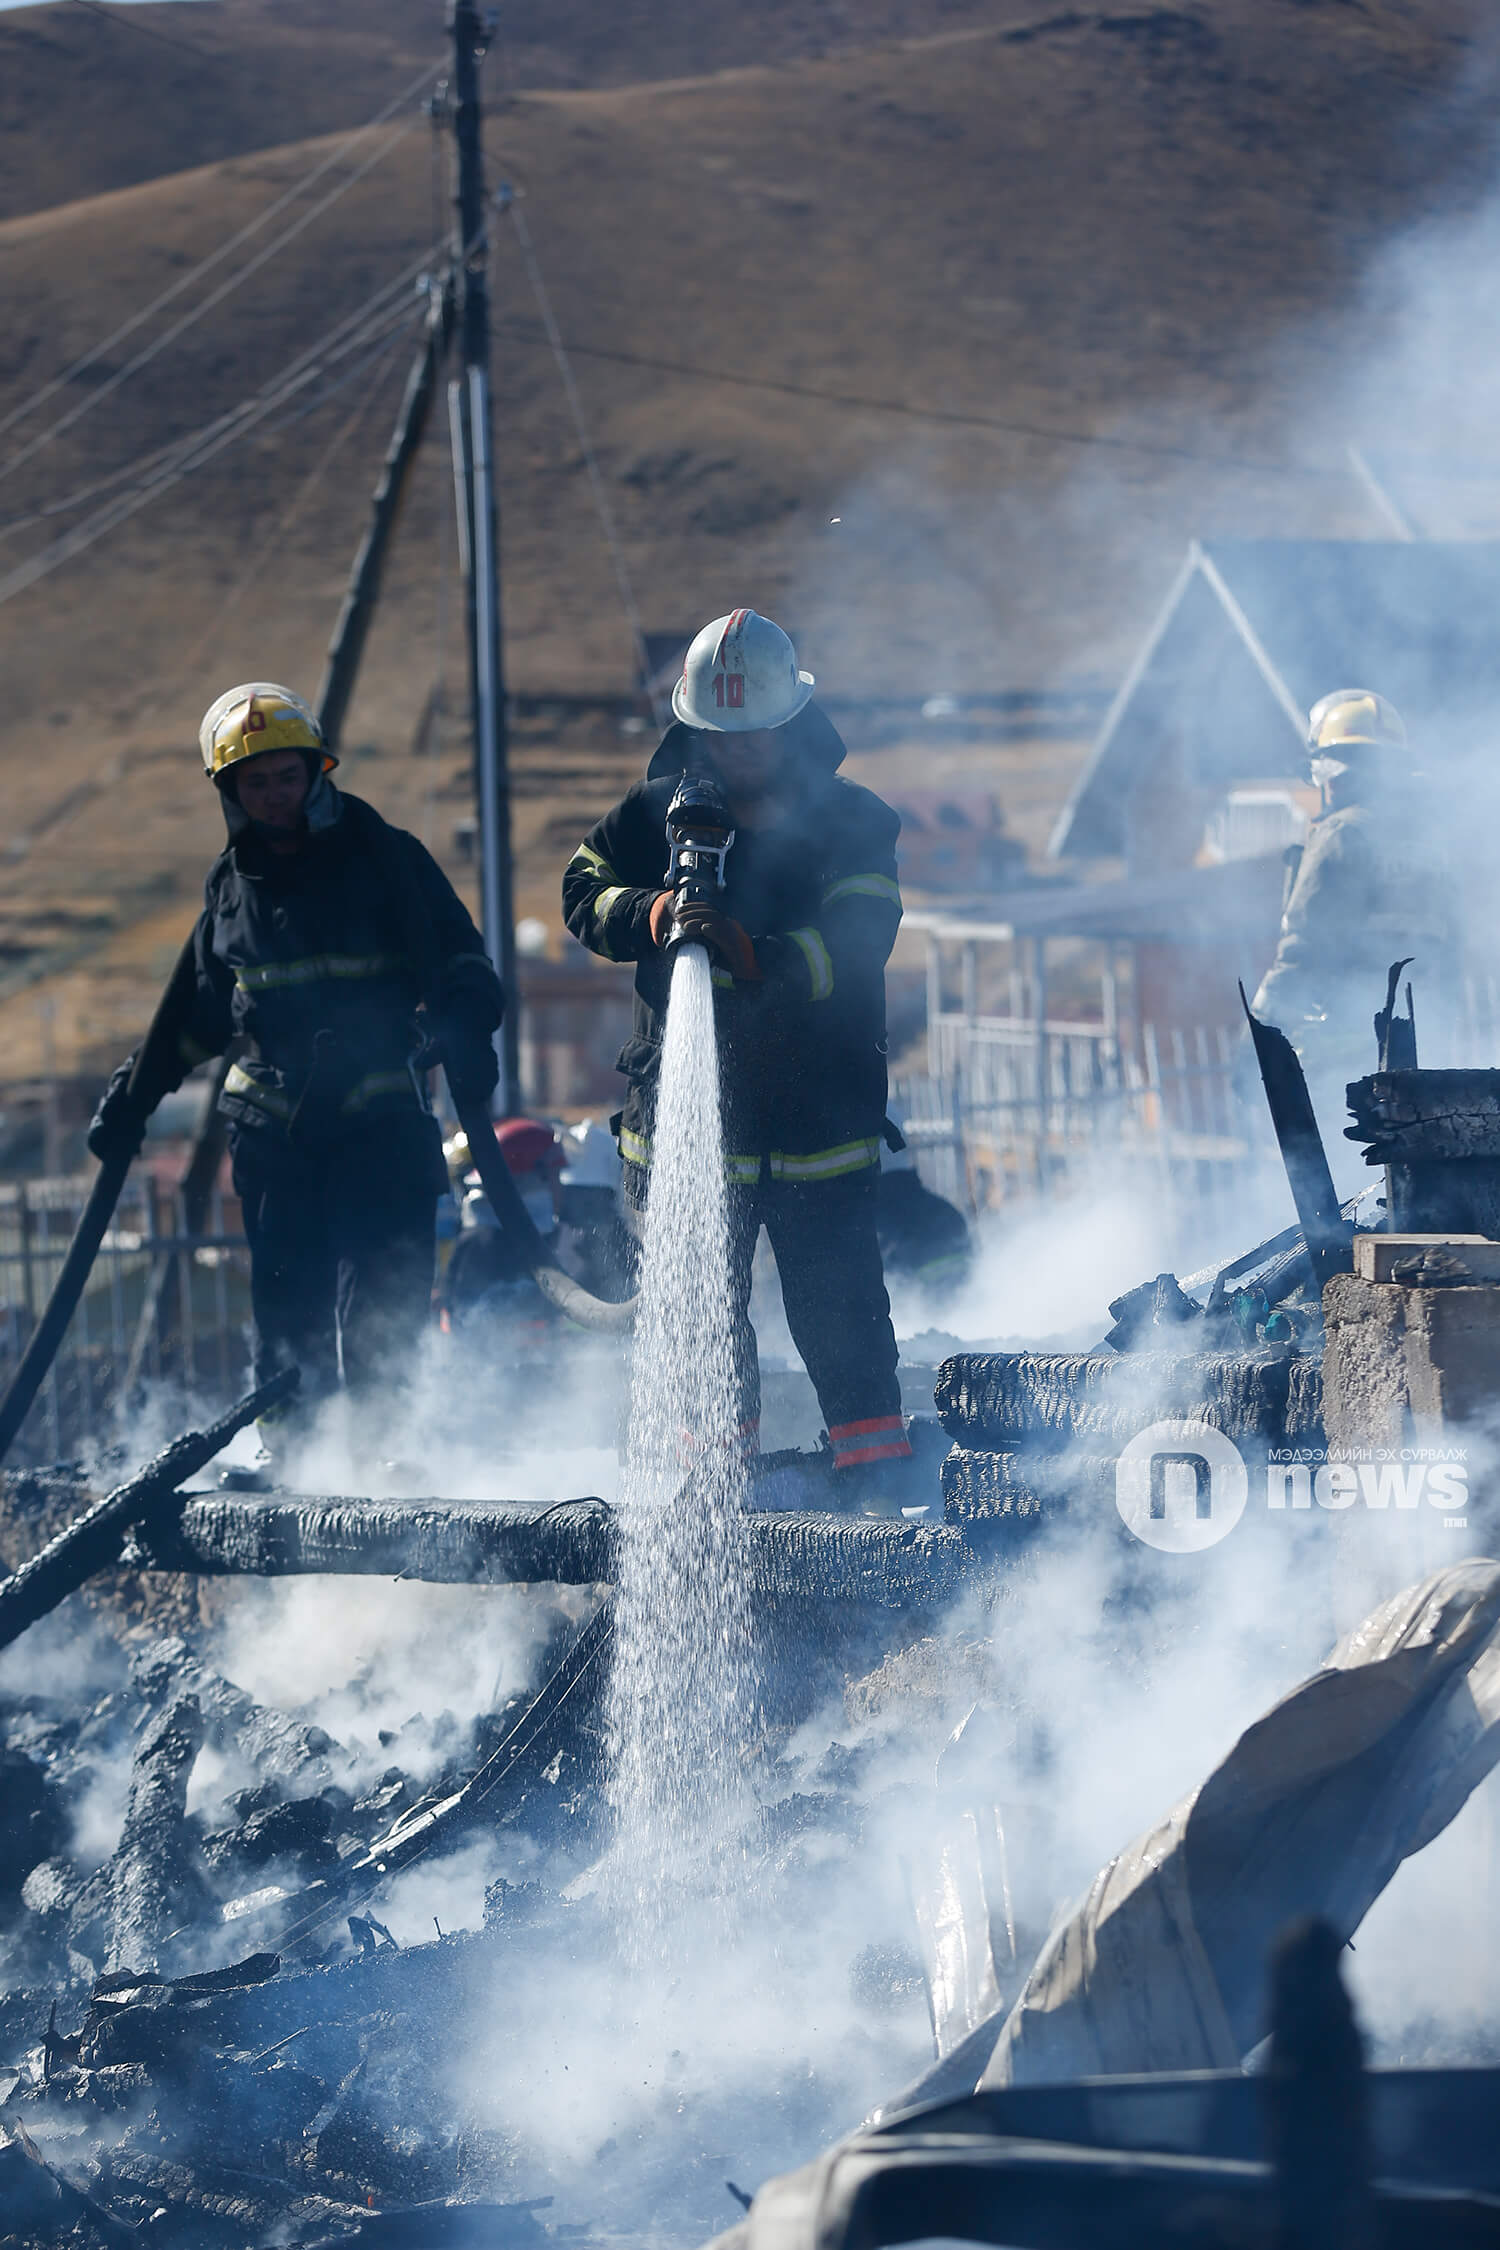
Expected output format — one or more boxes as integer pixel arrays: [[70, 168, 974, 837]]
[[1250, 688, 1456, 1137], [88, 683, 503, 1454]]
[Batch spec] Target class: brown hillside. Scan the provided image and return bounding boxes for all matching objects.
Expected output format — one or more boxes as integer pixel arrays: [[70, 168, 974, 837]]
[[0, 1, 1496, 1081], [0, 0, 1019, 222]]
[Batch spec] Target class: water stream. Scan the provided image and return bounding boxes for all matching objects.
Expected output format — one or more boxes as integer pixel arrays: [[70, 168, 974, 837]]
[[605, 944, 754, 1941]]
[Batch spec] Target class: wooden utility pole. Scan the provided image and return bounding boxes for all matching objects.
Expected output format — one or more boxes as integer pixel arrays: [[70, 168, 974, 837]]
[[316, 276, 456, 756], [448, 0, 520, 1113]]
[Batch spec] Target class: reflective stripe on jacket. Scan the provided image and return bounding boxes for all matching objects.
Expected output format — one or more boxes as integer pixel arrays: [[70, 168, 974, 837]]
[[563, 721, 902, 1176], [147, 792, 502, 1144]]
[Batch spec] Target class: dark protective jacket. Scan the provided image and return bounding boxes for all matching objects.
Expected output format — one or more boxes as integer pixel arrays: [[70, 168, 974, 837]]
[[561, 710, 903, 1182], [149, 790, 502, 1145]]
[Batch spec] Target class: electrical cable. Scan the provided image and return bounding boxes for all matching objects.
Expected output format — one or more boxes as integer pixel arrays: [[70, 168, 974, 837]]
[[64, 0, 210, 60], [0, 118, 428, 490], [0, 255, 440, 611], [503, 194, 668, 726], [0, 284, 426, 543], [4, 316, 421, 869], [171, 318, 418, 686], [0, 52, 444, 449], [488, 318, 1369, 483]]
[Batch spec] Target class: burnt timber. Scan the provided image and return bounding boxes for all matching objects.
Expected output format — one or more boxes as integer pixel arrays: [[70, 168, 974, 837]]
[[130, 1495, 986, 1609]]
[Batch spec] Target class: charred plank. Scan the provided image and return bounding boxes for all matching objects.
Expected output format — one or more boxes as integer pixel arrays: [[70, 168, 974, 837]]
[[132, 1495, 985, 1607], [0, 1370, 297, 1655]]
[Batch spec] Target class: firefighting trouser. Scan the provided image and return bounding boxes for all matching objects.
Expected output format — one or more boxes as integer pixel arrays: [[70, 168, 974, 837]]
[[231, 1113, 443, 1443], [625, 1160, 909, 1469]]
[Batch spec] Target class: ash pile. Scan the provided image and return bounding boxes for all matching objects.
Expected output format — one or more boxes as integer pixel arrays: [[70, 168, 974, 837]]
[[0, 1499, 959, 2250], [0, 1585, 612, 2248]]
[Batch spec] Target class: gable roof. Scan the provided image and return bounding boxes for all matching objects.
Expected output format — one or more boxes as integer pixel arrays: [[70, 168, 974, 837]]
[[1050, 539, 1500, 860]]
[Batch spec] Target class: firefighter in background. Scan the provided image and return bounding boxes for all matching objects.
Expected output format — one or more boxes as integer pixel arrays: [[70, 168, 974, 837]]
[[563, 608, 916, 1505], [876, 1129, 972, 1299], [88, 683, 503, 1452], [443, 1118, 564, 1328], [1250, 689, 1457, 1138]]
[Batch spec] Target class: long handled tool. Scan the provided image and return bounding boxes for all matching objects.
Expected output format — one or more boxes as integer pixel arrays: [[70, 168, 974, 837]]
[[0, 1366, 296, 1653], [0, 939, 199, 1466]]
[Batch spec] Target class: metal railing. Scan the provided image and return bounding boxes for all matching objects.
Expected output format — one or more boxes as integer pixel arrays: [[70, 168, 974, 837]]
[[893, 1013, 1251, 1258], [0, 1172, 251, 1466]]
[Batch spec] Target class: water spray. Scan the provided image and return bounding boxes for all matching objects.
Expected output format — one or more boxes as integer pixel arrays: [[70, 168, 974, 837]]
[[605, 773, 754, 1946]]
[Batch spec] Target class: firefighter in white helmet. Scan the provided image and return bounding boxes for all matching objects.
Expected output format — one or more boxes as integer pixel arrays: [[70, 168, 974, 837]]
[[563, 610, 920, 1508], [88, 683, 503, 1454], [1250, 688, 1457, 1136]]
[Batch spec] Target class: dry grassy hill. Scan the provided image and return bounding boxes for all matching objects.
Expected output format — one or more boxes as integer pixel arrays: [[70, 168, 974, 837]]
[[0, 0, 1020, 221], [0, 0, 1496, 1084]]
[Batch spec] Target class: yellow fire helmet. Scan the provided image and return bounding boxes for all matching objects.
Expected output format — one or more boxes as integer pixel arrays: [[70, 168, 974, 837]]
[[198, 681, 335, 783], [1305, 688, 1407, 759]]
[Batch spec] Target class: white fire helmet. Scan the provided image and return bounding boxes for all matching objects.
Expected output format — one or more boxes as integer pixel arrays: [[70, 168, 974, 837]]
[[559, 1118, 622, 1191], [671, 609, 814, 734]]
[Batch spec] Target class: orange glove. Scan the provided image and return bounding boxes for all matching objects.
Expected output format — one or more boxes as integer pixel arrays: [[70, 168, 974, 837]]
[[648, 891, 676, 948], [669, 900, 761, 981]]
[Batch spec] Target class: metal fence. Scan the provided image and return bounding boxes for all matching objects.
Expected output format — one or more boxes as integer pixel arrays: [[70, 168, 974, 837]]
[[892, 1011, 1251, 1256], [0, 1171, 251, 1466]]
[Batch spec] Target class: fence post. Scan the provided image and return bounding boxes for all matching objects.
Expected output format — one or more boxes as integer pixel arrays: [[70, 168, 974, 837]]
[[1032, 937, 1050, 1183], [36, 1188, 61, 1462], [177, 1185, 197, 1392], [17, 1182, 35, 1341], [926, 933, 942, 1080]]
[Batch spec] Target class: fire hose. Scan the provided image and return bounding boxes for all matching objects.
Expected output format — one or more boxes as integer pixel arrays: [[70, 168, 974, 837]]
[[449, 1085, 636, 1334], [447, 777, 738, 1335]]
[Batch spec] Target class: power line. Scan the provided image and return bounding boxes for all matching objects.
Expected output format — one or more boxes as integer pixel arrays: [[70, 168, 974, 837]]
[[490, 318, 1360, 483], [170, 322, 416, 681], [65, 0, 209, 60], [0, 256, 437, 611], [0, 52, 444, 454], [0, 262, 434, 542], [503, 194, 666, 725], [0, 118, 428, 490]]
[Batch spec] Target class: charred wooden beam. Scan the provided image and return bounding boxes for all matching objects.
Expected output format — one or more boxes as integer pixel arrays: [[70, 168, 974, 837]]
[[0, 1371, 297, 1654], [130, 1492, 990, 1607], [934, 1349, 1323, 1450]]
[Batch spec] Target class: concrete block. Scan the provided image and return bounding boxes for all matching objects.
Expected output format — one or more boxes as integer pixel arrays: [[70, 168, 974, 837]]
[[1404, 1284, 1500, 1438], [1322, 1271, 1500, 1448], [1321, 1274, 1409, 1452], [1352, 1233, 1495, 1284]]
